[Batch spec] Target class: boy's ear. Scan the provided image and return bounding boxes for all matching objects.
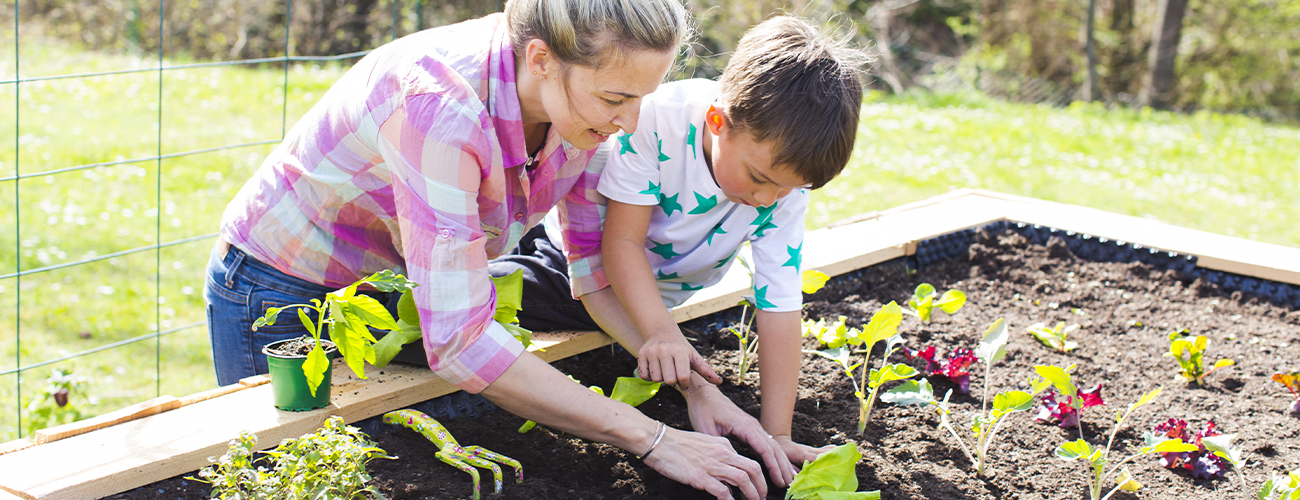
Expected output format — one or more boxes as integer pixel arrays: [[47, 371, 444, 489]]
[[704, 105, 728, 136]]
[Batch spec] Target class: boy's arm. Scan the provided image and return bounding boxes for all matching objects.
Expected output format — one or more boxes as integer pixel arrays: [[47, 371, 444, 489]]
[[754, 309, 833, 466], [603, 199, 720, 387]]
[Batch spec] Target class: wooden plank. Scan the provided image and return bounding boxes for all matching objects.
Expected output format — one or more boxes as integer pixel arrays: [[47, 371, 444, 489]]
[[33, 396, 181, 446], [0, 487, 33, 500], [178, 383, 250, 406], [0, 439, 32, 457]]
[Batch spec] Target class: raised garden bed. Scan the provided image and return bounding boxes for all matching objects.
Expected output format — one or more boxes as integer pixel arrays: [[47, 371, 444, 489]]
[[106, 222, 1300, 500]]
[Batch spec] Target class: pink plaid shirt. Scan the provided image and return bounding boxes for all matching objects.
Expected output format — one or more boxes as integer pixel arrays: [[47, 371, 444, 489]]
[[220, 14, 607, 392]]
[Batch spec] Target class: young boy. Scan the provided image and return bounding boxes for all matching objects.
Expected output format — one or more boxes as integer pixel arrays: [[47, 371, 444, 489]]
[[492, 15, 865, 467]]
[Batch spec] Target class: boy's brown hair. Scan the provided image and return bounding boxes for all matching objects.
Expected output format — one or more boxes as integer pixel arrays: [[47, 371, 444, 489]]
[[718, 16, 867, 189]]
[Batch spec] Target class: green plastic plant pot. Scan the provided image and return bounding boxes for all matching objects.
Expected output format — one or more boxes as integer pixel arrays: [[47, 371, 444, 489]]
[[263, 338, 337, 412]]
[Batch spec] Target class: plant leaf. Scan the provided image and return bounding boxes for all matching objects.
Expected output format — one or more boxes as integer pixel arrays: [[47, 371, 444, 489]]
[[810, 347, 857, 377], [785, 443, 862, 499], [1142, 439, 1200, 455], [490, 269, 525, 325], [802, 270, 830, 294], [253, 307, 282, 330], [1212, 359, 1236, 370], [1035, 365, 1077, 398], [1130, 386, 1163, 412], [371, 324, 422, 368], [345, 294, 399, 331], [1055, 439, 1095, 461], [303, 343, 330, 397], [993, 390, 1034, 413], [1116, 467, 1142, 492], [862, 302, 902, 347], [610, 376, 662, 407], [881, 378, 935, 406], [297, 308, 317, 337], [935, 289, 966, 314], [868, 363, 918, 388], [1202, 434, 1244, 467], [359, 270, 418, 293], [975, 318, 1009, 365]]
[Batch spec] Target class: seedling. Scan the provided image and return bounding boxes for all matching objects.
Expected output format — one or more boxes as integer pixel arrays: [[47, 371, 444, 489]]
[[784, 443, 880, 499], [1027, 321, 1079, 352], [902, 344, 978, 393], [1149, 418, 1247, 491], [883, 319, 1046, 477], [23, 368, 91, 435], [805, 301, 915, 435], [1259, 466, 1300, 500], [1035, 382, 1104, 429], [1272, 373, 1300, 414], [1166, 328, 1234, 386], [731, 254, 829, 382], [519, 374, 661, 433], [903, 283, 966, 322], [1054, 387, 1199, 500], [191, 416, 393, 499]]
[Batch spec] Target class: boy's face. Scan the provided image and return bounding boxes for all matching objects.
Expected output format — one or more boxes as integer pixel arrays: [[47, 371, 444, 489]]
[[702, 105, 809, 208]]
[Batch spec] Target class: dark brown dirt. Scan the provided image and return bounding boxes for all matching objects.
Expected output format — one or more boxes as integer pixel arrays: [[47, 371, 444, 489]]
[[108, 228, 1300, 500]]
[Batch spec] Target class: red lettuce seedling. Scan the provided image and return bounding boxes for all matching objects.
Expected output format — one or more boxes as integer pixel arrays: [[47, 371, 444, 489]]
[[903, 283, 966, 322], [902, 345, 978, 393], [1273, 373, 1300, 414], [1149, 419, 1249, 492], [882, 319, 1047, 477], [1055, 387, 1199, 500], [1035, 383, 1105, 428], [1026, 321, 1080, 352], [784, 443, 880, 499], [1166, 328, 1234, 386]]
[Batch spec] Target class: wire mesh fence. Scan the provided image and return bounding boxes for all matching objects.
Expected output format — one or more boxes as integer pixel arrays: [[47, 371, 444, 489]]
[[0, 0, 513, 443]]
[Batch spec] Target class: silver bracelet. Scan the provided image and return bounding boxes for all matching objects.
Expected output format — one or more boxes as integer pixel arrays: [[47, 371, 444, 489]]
[[637, 421, 666, 460]]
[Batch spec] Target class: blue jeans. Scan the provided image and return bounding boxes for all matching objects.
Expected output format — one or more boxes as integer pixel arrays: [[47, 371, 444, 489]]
[[204, 241, 343, 386]]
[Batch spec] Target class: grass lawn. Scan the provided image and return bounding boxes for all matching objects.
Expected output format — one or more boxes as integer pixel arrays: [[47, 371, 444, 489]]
[[1, 45, 1297, 443]]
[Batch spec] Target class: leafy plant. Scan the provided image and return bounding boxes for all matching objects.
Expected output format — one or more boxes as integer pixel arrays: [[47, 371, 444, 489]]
[[1054, 387, 1199, 500], [1026, 321, 1080, 352], [1166, 328, 1234, 386], [191, 416, 393, 499], [1034, 382, 1104, 428], [805, 301, 916, 435], [784, 443, 880, 500], [1149, 418, 1247, 490], [731, 254, 829, 382], [901, 345, 978, 393], [1272, 373, 1300, 414], [1259, 466, 1300, 500], [883, 319, 1045, 477], [23, 368, 94, 435], [903, 283, 966, 322], [253, 270, 420, 397]]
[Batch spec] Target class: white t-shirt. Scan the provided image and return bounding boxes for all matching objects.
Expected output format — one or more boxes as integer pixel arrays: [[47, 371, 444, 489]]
[[596, 79, 808, 311]]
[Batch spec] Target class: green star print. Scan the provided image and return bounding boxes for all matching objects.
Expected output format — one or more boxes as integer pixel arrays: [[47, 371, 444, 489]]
[[656, 269, 679, 280], [753, 285, 776, 309], [713, 248, 738, 269], [751, 202, 778, 227], [649, 239, 680, 260], [658, 192, 682, 217], [655, 132, 670, 161], [753, 219, 779, 238], [686, 123, 698, 159], [681, 282, 704, 291], [618, 133, 637, 155], [706, 221, 727, 245], [638, 181, 661, 197], [782, 242, 803, 271], [688, 192, 718, 215]]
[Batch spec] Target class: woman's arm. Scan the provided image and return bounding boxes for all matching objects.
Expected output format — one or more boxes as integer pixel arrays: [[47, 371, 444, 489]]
[[479, 351, 768, 500]]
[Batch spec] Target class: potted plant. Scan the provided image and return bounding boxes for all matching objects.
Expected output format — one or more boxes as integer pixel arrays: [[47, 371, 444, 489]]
[[254, 270, 421, 411]]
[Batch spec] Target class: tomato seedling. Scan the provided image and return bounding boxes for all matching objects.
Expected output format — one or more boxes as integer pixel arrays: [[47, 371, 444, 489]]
[[1026, 321, 1079, 352], [903, 283, 966, 322], [805, 301, 915, 435]]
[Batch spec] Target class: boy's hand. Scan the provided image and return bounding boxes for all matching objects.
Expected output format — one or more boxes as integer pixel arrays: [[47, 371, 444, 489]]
[[772, 435, 835, 469], [638, 334, 721, 387]]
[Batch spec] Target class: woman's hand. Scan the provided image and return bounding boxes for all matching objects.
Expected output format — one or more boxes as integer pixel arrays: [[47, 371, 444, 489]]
[[642, 426, 767, 500], [684, 383, 798, 488], [772, 434, 835, 469], [638, 333, 721, 387]]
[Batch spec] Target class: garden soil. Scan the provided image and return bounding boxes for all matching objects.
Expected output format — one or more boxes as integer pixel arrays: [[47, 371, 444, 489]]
[[109, 228, 1300, 500]]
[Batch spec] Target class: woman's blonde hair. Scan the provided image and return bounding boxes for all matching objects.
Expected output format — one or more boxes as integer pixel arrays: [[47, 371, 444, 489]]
[[505, 0, 690, 68]]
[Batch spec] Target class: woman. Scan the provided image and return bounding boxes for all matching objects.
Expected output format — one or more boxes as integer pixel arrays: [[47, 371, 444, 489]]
[[205, 1, 792, 498]]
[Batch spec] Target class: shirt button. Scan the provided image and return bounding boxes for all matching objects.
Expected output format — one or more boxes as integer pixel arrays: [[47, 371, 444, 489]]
[[439, 229, 452, 238], [514, 213, 525, 221]]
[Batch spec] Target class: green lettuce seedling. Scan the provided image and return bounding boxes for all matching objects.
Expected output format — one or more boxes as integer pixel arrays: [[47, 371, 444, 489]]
[[883, 319, 1046, 477], [1055, 387, 1198, 500], [1027, 321, 1079, 352], [904, 283, 966, 322], [784, 443, 880, 500], [1166, 328, 1234, 386], [806, 302, 915, 435], [1258, 466, 1300, 500], [253, 270, 419, 397]]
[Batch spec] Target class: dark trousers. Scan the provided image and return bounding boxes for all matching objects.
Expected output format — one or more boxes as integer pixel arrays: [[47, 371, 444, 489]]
[[489, 224, 601, 332]]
